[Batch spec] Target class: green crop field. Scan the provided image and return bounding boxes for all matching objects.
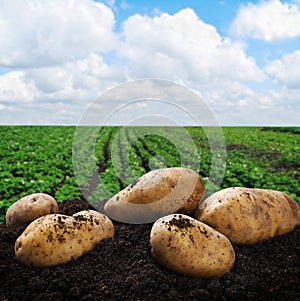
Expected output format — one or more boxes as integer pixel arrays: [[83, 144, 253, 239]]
[[0, 126, 299, 224]]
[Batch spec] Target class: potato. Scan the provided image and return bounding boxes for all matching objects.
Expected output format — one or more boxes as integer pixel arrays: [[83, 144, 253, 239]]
[[150, 214, 235, 278], [195, 187, 300, 244], [104, 167, 205, 224], [6, 193, 58, 228], [15, 210, 114, 267]]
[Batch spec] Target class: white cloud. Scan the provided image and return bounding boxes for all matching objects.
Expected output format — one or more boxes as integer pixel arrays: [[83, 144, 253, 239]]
[[269, 86, 300, 105], [230, 0, 300, 41], [120, 8, 265, 85], [0, 0, 117, 68], [118, 7, 267, 122], [0, 71, 37, 102], [0, 3, 298, 125], [265, 50, 300, 89], [258, 50, 300, 124], [0, 53, 125, 123], [25, 53, 123, 96]]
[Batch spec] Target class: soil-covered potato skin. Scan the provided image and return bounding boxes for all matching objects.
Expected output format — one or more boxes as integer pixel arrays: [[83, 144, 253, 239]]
[[0, 199, 299, 301]]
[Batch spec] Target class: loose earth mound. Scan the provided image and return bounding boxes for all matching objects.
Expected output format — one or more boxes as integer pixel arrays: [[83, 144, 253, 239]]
[[0, 199, 299, 301]]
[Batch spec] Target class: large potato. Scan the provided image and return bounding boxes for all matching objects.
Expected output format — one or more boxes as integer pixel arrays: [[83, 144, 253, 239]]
[[15, 210, 114, 267], [104, 168, 205, 224], [150, 214, 235, 278], [6, 193, 58, 228], [195, 187, 300, 244]]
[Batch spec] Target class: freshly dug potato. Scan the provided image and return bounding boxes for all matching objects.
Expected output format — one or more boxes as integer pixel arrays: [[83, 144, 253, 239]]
[[150, 214, 235, 278], [6, 193, 58, 228], [15, 210, 114, 267], [195, 187, 300, 244], [104, 167, 205, 224]]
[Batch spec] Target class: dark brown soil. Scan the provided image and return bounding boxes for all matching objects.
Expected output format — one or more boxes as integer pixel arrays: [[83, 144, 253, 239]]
[[0, 199, 299, 301]]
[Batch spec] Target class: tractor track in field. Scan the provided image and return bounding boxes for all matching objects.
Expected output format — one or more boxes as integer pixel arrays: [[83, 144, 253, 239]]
[[81, 130, 115, 201]]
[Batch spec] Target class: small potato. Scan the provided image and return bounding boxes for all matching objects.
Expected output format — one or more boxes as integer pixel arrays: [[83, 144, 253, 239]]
[[150, 214, 235, 278], [195, 187, 300, 244], [6, 193, 58, 228], [104, 168, 205, 224], [15, 210, 114, 267]]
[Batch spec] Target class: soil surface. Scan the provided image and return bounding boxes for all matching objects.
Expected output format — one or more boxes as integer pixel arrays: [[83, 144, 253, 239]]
[[0, 199, 299, 301]]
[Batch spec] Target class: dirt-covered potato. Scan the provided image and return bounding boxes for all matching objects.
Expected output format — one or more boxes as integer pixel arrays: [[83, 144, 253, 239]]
[[195, 187, 300, 244], [6, 193, 58, 228], [15, 210, 114, 267], [150, 214, 235, 278], [104, 167, 205, 224]]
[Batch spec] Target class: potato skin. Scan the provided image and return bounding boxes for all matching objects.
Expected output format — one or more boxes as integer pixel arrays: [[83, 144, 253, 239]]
[[15, 210, 114, 267], [195, 187, 300, 244], [6, 193, 58, 228], [104, 168, 205, 224], [150, 214, 235, 278]]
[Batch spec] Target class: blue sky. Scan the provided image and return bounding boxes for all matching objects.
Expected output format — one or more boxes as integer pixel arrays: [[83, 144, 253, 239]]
[[110, 0, 240, 31], [0, 0, 299, 125]]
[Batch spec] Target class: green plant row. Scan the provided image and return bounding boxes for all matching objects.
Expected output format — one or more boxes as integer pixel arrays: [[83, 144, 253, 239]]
[[0, 126, 299, 224]]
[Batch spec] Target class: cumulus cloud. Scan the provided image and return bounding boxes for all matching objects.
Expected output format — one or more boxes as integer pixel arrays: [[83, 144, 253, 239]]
[[0, 71, 37, 103], [262, 49, 300, 119], [265, 50, 300, 89], [120, 8, 265, 85], [25, 53, 123, 97], [0, 53, 125, 123], [0, 0, 117, 68], [229, 0, 300, 41], [0, 2, 298, 125], [117, 7, 268, 124]]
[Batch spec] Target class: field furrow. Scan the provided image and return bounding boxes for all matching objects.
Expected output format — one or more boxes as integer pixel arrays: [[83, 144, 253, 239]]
[[0, 126, 299, 223]]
